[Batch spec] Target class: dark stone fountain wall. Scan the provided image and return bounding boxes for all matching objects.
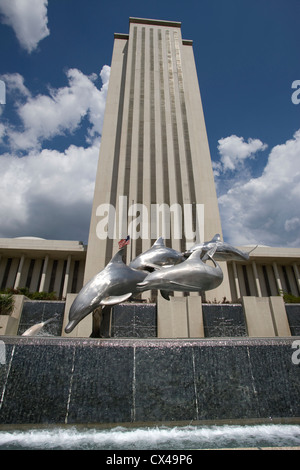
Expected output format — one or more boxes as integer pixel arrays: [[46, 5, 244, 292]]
[[104, 303, 157, 338], [17, 301, 65, 336], [202, 304, 247, 337], [0, 336, 299, 425], [286, 304, 300, 336]]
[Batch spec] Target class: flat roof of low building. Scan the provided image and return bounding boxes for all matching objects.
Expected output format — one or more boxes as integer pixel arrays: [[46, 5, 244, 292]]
[[0, 238, 87, 259]]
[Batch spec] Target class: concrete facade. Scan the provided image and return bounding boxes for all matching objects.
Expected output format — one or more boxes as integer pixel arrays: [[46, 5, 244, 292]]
[[0, 238, 86, 299], [84, 17, 230, 302], [227, 246, 300, 301], [0, 295, 26, 336], [0, 18, 299, 340], [0, 236, 299, 339]]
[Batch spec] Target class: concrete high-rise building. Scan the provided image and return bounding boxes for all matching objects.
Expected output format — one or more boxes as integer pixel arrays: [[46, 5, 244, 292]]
[[0, 18, 299, 339], [84, 17, 230, 301]]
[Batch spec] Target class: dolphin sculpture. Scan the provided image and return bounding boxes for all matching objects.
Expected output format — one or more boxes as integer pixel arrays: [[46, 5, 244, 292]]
[[22, 317, 55, 336], [184, 234, 256, 261], [137, 247, 223, 299], [129, 237, 185, 271], [64, 248, 148, 333]]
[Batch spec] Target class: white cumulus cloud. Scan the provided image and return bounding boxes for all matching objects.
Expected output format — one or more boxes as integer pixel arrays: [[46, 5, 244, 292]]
[[218, 130, 300, 247], [1, 66, 110, 150], [0, 0, 50, 53], [217, 135, 267, 171], [0, 144, 99, 241], [0, 72, 31, 99], [0, 65, 111, 242]]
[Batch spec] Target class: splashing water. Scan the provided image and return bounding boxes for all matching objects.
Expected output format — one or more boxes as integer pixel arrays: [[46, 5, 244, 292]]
[[0, 424, 299, 450]]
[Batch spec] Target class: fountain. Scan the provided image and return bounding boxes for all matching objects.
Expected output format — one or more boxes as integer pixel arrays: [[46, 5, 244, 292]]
[[1, 423, 300, 450], [1, 336, 300, 426], [0, 237, 299, 449], [17, 300, 65, 336], [202, 304, 247, 337], [285, 304, 300, 336]]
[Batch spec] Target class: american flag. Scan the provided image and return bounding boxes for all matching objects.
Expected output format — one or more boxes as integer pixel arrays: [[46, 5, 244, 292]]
[[118, 235, 130, 249]]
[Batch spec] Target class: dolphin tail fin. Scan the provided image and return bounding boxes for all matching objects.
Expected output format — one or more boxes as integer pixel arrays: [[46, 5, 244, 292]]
[[247, 245, 258, 255], [210, 233, 221, 243], [202, 245, 217, 263]]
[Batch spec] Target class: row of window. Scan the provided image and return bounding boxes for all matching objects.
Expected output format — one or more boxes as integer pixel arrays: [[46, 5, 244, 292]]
[[0, 257, 82, 297], [236, 263, 300, 298]]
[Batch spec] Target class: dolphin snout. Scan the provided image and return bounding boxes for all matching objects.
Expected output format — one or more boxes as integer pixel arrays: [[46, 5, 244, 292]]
[[65, 300, 94, 334], [64, 319, 78, 334]]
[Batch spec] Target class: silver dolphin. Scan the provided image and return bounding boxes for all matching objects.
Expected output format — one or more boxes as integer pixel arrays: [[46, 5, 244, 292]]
[[137, 247, 223, 298], [22, 317, 55, 336], [65, 249, 148, 333], [184, 234, 255, 261], [129, 237, 185, 271]]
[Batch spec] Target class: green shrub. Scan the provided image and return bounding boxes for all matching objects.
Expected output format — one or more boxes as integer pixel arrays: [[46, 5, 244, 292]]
[[282, 292, 300, 303], [0, 288, 58, 301], [0, 293, 15, 315], [28, 291, 58, 301]]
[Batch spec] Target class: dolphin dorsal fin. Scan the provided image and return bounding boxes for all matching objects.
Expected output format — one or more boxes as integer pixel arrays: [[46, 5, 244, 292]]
[[188, 248, 203, 261], [211, 234, 221, 243], [109, 248, 125, 264], [153, 237, 165, 247]]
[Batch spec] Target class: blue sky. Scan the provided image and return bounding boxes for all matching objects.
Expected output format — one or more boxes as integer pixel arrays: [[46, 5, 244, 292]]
[[0, 0, 299, 247]]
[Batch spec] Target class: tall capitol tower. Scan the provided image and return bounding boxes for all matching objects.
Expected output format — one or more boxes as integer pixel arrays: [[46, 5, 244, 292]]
[[84, 17, 230, 302]]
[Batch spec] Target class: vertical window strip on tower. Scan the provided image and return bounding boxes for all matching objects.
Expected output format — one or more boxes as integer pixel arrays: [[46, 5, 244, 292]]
[[136, 27, 146, 256], [123, 26, 138, 261], [173, 31, 197, 237], [166, 29, 185, 252], [149, 28, 156, 245], [124, 26, 137, 202], [105, 36, 129, 265], [158, 29, 171, 246]]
